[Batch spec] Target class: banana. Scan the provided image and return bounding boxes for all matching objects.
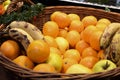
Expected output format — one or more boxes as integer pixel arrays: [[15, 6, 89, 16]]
[[8, 21, 44, 40], [108, 29, 120, 66], [8, 28, 34, 50], [100, 23, 120, 49]]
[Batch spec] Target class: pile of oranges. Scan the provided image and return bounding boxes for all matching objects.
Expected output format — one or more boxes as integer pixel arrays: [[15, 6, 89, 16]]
[[0, 11, 111, 73]]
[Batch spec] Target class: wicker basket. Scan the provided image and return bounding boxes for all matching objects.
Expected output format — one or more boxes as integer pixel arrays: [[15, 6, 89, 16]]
[[1, 5, 120, 80]]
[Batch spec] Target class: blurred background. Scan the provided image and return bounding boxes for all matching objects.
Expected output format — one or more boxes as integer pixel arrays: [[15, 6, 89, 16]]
[[84, 0, 120, 6], [34, 0, 120, 6], [34, 0, 120, 12]]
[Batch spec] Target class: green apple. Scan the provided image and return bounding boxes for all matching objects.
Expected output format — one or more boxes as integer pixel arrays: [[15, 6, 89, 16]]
[[92, 59, 117, 73], [66, 64, 93, 74], [46, 52, 62, 72]]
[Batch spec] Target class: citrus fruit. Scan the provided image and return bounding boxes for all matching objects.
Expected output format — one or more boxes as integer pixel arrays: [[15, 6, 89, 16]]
[[97, 18, 111, 26], [63, 49, 81, 62], [27, 40, 50, 63], [13, 55, 34, 69], [0, 40, 20, 60], [68, 13, 80, 21], [50, 11, 61, 21], [42, 21, 59, 38], [75, 40, 90, 54], [82, 47, 98, 58], [89, 31, 103, 51], [51, 11, 71, 28], [0, 4, 5, 15], [81, 25, 97, 43], [62, 58, 78, 73], [96, 23, 107, 32], [58, 29, 68, 38], [69, 20, 84, 32], [66, 30, 81, 48], [80, 56, 99, 69], [97, 50, 105, 60], [82, 15, 97, 28]]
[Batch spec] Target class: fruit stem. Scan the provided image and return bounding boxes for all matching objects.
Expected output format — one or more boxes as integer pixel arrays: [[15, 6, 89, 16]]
[[102, 61, 110, 70]]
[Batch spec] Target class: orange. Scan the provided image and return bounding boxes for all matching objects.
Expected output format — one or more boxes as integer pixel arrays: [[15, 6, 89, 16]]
[[58, 29, 68, 38], [51, 11, 71, 28], [27, 40, 50, 63], [82, 15, 97, 28], [0, 40, 20, 60], [0, 4, 5, 15], [81, 25, 98, 43], [42, 21, 59, 38], [50, 47, 62, 56], [97, 18, 111, 26], [68, 13, 80, 22], [63, 49, 81, 62], [44, 35, 58, 48], [75, 40, 89, 54], [80, 31, 84, 39], [69, 20, 84, 32], [89, 31, 103, 51], [13, 55, 34, 69], [62, 58, 78, 73], [79, 56, 99, 69], [65, 30, 81, 48], [82, 47, 97, 58], [51, 11, 61, 21], [33, 63, 56, 73], [97, 50, 105, 60], [96, 23, 107, 32]]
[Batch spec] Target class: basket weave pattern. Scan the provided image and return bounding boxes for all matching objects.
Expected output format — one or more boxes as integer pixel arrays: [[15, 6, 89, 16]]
[[0, 6, 120, 80]]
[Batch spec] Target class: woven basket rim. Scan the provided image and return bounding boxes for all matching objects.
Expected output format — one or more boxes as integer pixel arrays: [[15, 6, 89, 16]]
[[0, 53, 120, 79], [44, 6, 120, 15], [0, 5, 120, 80]]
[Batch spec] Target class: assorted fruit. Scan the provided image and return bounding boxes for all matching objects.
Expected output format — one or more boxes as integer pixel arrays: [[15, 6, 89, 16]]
[[0, 10, 120, 74]]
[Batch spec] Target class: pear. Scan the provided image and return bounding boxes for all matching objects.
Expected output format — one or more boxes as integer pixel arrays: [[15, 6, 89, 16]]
[[66, 64, 93, 74], [55, 37, 69, 54], [46, 52, 63, 72]]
